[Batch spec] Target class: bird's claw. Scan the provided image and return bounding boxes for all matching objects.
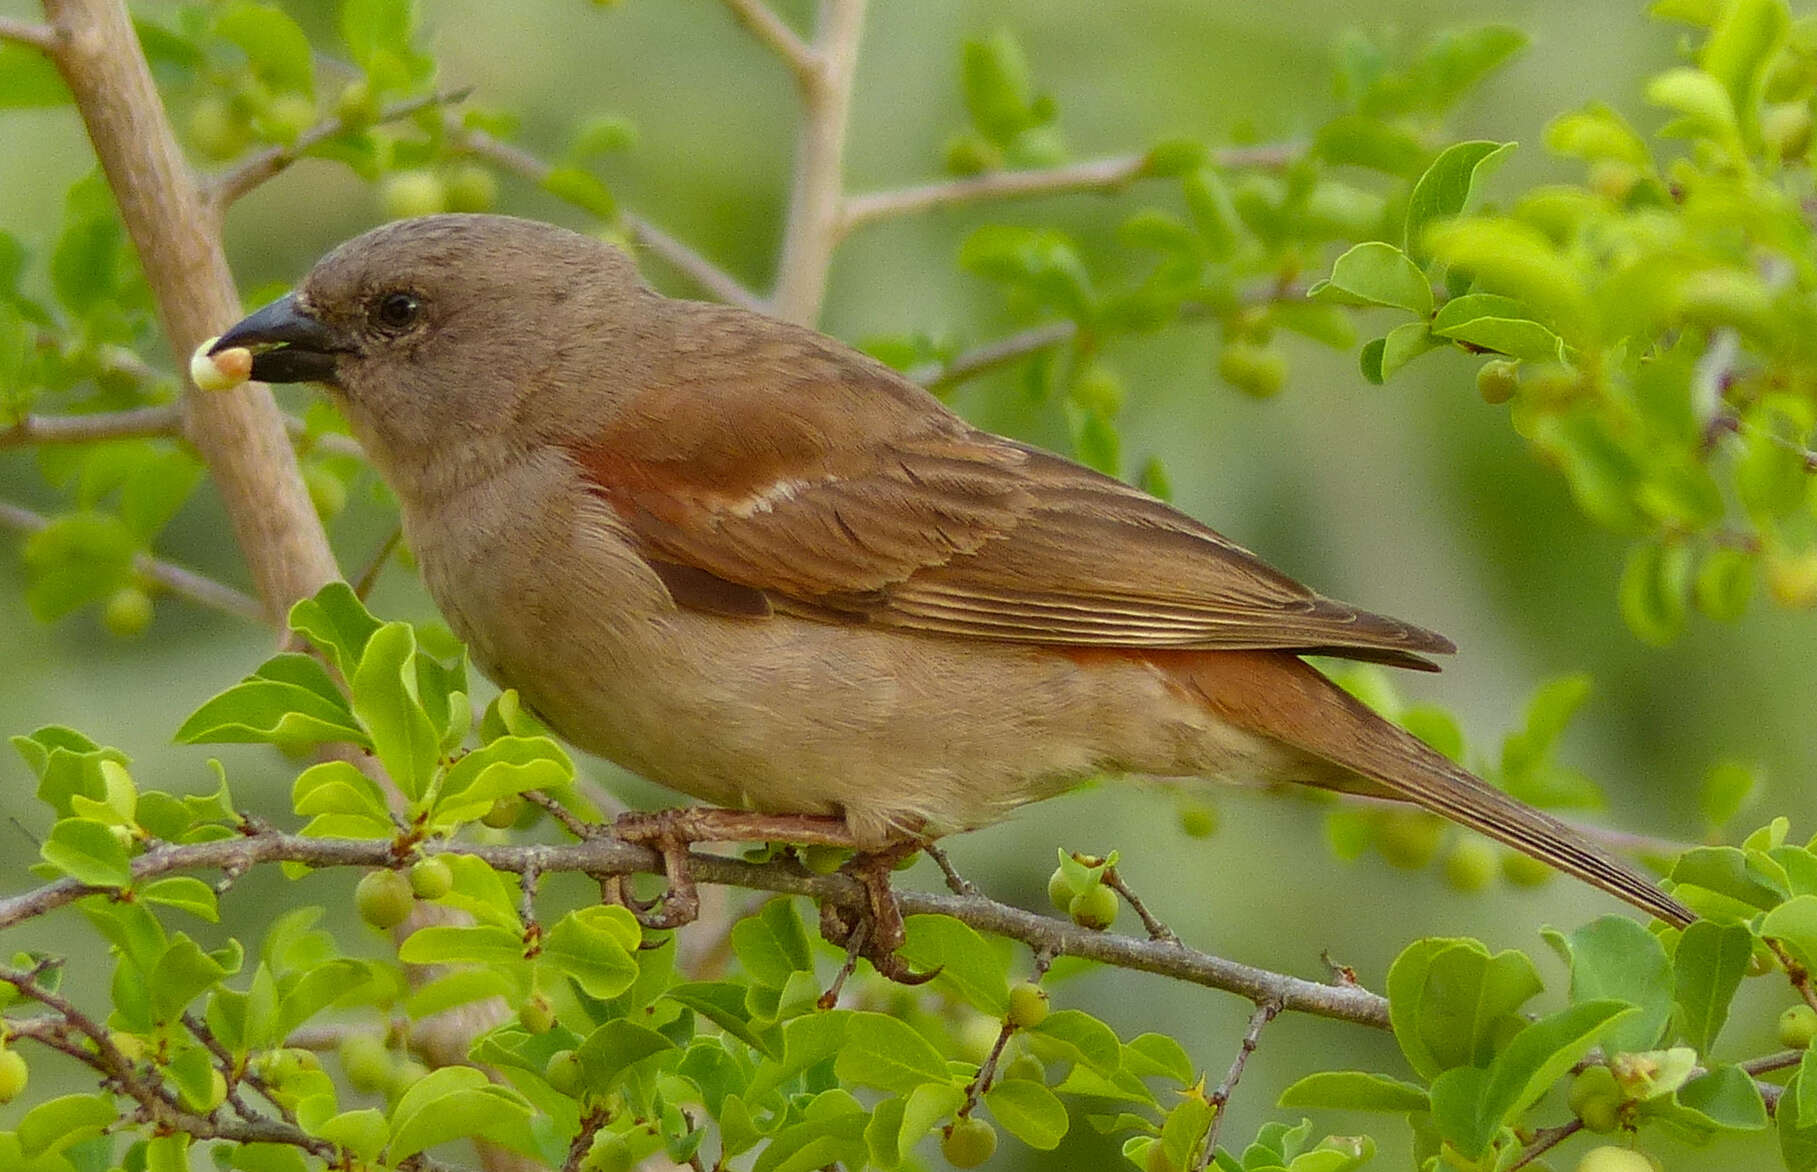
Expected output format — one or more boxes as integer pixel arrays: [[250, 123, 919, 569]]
[[610, 809, 703, 929], [818, 844, 940, 987]]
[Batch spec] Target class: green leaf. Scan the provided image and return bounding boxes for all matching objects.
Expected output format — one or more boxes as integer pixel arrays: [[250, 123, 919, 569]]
[[833, 1012, 953, 1093], [139, 877, 220, 922], [1673, 920, 1754, 1053], [1665, 1064, 1769, 1133], [1029, 1009, 1122, 1076], [1123, 1033, 1193, 1083], [1787, 1066, 1817, 1171], [896, 916, 1009, 1016], [959, 225, 1095, 319], [1700, 0, 1789, 144], [148, 934, 237, 1023], [1620, 541, 1693, 646], [542, 167, 615, 218], [176, 678, 367, 748], [962, 31, 1037, 144], [17, 1094, 116, 1156], [41, 817, 130, 887], [398, 924, 527, 968], [350, 622, 440, 798], [1387, 937, 1543, 1079], [388, 1066, 532, 1161], [1430, 1000, 1637, 1157], [215, 2, 315, 95], [341, 0, 415, 71], [1309, 242, 1432, 316], [888, 1082, 966, 1165], [732, 898, 813, 989], [984, 1079, 1068, 1149], [1763, 895, 1817, 969], [1404, 140, 1515, 257], [21, 511, 136, 621], [311, 1108, 387, 1162], [1425, 217, 1593, 342], [1542, 916, 1672, 1052], [1545, 103, 1652, 166], [1277, 1071, 1430, 1113], [287, 583, 381, 678], [667, 981, 772, 1052], [748, 1010, 847, 1098], [1375, 320, 1441, 381], [542, 906, 641, 999], [1670, 846, 1785, 917], [576, 1019, 677, 1088], [431, 735, 572, 825], [1431, 295, 1565, 361], [1183, 168, 1241, 259], [1646, 67, 1740, 145]]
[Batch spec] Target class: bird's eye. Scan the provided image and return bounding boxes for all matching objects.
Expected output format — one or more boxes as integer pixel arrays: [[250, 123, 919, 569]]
[[371, 292, 422, 332]]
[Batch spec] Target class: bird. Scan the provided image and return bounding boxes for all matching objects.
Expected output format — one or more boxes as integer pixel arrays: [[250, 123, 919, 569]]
[[208, 212, 1694, 942]]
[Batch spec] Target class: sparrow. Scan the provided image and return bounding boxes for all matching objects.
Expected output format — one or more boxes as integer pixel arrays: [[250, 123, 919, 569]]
[[208, 213, 1694, 933]]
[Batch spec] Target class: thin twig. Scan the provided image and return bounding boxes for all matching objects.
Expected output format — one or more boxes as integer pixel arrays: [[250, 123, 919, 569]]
[[449, 125, 763, 312], [352, 524, 403, 600], [0, 829, 1393, 1028], [0, 499, 265, 622], [770, 0, 866, 324], [206, 88, 470, 210], [0, 16, 60, 52], [1511, 1119, 1583, 1170], [0, 405, 181, 448], [1197, 999, 1282, 1170], [841, 156, 1150, 236], [717, 0, 816, 83], [925, 841, 978, 896], [1103, 866, 1181, 945]]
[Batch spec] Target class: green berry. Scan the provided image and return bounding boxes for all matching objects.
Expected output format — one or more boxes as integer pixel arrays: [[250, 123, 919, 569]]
[[1006, 982, 1050, 1028], [382, 170, 449, 220], [1500, 850, 1557, 888], [544, 1048, 582, 1094], [581, 1133, 634, 1172], [943, 131, 999, 176], [941, 1117, 998, 1168], [481, 794, 525, 829], [1476, 359, 1520, 405], [303, 464, 347, 520], [1071, 363, 1125, 416], [1375, 810, 1443, 870], [102, 587, 154, 638], [1569, 1065, 1623, 1133], [109, 1031, 147, 1063], [799, 844, 847, 875], [0, 1048, 27, 1103], [355, 869, 414, 930], [186, 97, 250, 161], [184, 1068, 228, 1112], [409, 857, 454, 899], [1047, 866, 1079, 914], [1001, 1054, 1045, 1083], [1217, 340, 1288, 399], [388, 1058, 429, 1099], [1068, 883, 1119, 930], [260, 93, 318, 144], [1766, 552, 1817, 609], [335, 80, 379, 127], [1177, 802, 1218, 839], [339, 1032, 392, 1094], [445, 163, 499, 213], [1780, 1004, 1817, 1049], [1576, 1146, 1654, 1172], [519, 997, 556, 1034], [1442, 838, 1498, 893]]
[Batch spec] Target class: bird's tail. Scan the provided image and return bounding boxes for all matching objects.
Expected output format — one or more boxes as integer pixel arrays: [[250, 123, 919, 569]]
[[1176, 650, 1695, 928]]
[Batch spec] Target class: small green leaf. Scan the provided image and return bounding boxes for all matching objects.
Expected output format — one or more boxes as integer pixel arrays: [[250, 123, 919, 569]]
[[1404, 140, 1515, 257], [432, 736, 572, 825], [732, 898, 813, 989], [542, 167, 615, 218], [350, 622, 440, 798], [833, 1012, 953, 1093], [176, 678, 367, 748], [576, 1019, 677, 1089], [1666, 1063, 1769, 1133], [1387, 937, 1543, 1079], [1763, 894, 1817, 970], [1377, 320, 1441, 381], [1619, 541, 1693, 646], [541, 907, 641, 999], [1543, 916, 1672, 1052], [312, 1108, 388, 1162], [398, 924, 527, 968], [214, 2, 315, 95], [41, 817, 131, 887], [17, 1094, 116, 1156], [1277, 1070, 1430, 1113], [984, 1078, 1069, 1149], [1700, 760, 1759, 829], [1029, 1009, 1121, 1075], [1309, 241, 1433, 315], [1700, 0, 1789, 143], [896, 916, 1009, 1015], [962, 31, 1038, 144], [1425, 217, 1594, 342], [287, 583, 381, 678], [139, 877, 220, 922]]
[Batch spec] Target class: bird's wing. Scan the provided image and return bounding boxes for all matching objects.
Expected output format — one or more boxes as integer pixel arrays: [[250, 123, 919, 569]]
[[565, 310, 1454, 668]]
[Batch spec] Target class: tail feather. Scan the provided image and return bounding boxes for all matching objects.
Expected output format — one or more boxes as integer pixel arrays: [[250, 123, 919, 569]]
[[1180, 651, 1695, 928]]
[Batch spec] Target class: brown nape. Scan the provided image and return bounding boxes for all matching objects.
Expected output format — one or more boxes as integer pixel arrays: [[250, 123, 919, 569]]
[[1174, 649, 1696, 928]]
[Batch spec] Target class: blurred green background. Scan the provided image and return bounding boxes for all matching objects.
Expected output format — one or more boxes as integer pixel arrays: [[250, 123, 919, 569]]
[[1, 1, 1811, 1167]]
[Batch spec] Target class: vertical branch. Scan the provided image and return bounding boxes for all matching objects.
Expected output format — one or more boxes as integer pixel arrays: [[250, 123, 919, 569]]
[[769, 0, 865, 325], [41, 0, 339, 620]]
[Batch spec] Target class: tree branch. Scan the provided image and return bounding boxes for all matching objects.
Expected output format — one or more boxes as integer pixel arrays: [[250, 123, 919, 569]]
[[1198, 999, 1282, 1170], [0, 16, 60, 52], [717, 0, 816, 84], [448, 125, 764, 312], [0, 499, 265, 622], [43, 0, 339, 621], [0, 830, 1392, 1029], [205, 88, 470, 210], [1, 404, 181, 448], [770, 0, 865, 325]]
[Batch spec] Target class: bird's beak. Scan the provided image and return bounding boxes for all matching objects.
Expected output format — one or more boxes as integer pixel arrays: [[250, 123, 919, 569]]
[[211, 294, 346, 386]]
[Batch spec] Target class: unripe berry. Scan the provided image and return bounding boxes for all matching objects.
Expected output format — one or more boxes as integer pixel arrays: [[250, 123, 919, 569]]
[[1780, 1004, 1817, 1049], [1001, 1054, 1045, 1083], [0, 1048, 27, 1103], [799, 844, 847, 875], [544, 1048, 582, 1094], [481, 794, 525, 829], [1068, 883, 1119, 930], [381, 170, 448, 220], [409, 857, 454, 899], [1006, 982, 1049, 1028], [941, 1117, 998, 1168], [1500, 850, 1557, 888], [1177, 801, 1218, 839], [102, 587, 154, 638], [1476, 359, 1520, 405], [186, 97, 250, 161], [520, 996, 556, 1034], [1375, 810, 1443, 870], [260, 94, 318, 144], [1576, 1146, 1655, 1172], [944, 131, 999, 176], [445, 164, 499, 213], [1442, 838, 1498, 893], [304, 464, 347, 520], [1568, 1065, 1623, 1133], [1047, 867, 1078, 913], [1217, 340, 1288, 399], [355, 869, 414, 929], [335, 80, 379, 127], [389, 1058, 429, 1099], [339, 1032, 392, 1094], [581, 1133, 634, 1172]]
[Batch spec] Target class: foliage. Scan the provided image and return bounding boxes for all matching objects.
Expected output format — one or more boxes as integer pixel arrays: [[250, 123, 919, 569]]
[[1, 1, 1816, 1170]]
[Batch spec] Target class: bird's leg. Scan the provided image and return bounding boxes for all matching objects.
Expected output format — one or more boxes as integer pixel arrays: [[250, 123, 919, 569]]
[[836, 841, 938, 986], [609, 808, 862, 929]]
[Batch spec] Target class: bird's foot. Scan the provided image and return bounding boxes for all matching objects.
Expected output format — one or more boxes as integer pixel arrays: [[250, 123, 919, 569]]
[[609, 808, 862, 928], [818, 841, 940, 987]]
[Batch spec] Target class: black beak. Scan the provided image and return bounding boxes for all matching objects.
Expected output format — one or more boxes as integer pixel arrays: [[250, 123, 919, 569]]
[[211, 294, 346, 385]]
